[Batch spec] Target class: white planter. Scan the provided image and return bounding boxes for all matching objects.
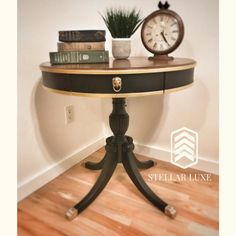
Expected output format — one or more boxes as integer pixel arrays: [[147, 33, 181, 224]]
[[112, 38, 131, 59]]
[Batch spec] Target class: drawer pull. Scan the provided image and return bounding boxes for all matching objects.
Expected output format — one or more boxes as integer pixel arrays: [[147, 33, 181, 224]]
[[112, 77, 122, 92]]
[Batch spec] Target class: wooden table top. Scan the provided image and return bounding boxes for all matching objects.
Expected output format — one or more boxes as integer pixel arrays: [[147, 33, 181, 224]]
[[40, 57, 196, 75]]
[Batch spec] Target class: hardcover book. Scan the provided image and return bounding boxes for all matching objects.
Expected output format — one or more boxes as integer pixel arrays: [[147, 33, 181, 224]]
[[49, 51, 109, 65], [57, 42, 105, 51], [59, 30, 106, 42]]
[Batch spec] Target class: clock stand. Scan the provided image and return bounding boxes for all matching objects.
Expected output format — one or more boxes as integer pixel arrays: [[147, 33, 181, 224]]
[[148, 54, 174, 61]]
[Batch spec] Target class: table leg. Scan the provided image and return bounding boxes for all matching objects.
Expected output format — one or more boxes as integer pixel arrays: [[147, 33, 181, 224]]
[[125, 136, 155, 169], [134, 154, 155, 169], [84, 151, 155, 170], [65, 147, 118, 220], [122, 149, 176, 219], [84, 158, 105, 170]]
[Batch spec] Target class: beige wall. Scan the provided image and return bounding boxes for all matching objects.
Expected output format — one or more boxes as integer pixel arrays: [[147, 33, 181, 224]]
[[18, 0, 218, 199]]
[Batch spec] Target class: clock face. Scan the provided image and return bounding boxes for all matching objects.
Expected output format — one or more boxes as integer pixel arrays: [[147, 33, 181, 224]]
[[141, 10, 184, 55]]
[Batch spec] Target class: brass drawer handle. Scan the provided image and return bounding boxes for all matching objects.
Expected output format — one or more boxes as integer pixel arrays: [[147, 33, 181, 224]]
[[112, 77, 122, 92]]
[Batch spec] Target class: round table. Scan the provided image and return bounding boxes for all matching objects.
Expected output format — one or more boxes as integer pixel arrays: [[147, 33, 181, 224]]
[[40, 57, 196, 220]]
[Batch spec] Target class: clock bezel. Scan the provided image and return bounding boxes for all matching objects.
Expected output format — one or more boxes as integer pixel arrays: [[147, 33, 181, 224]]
[[141, 9, 184, 55]]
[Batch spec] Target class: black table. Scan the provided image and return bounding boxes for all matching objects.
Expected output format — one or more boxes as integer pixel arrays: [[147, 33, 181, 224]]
[[40, 57, 196, 220]]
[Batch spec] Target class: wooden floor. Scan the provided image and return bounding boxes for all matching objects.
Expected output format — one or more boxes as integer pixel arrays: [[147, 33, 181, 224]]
[[18, 148, 219, 236]]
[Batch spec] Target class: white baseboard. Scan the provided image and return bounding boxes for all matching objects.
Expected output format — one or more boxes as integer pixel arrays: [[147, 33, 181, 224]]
[[134, 142, 219, 175], [17, 137, 105, 202], [18, 138, 218, 202]]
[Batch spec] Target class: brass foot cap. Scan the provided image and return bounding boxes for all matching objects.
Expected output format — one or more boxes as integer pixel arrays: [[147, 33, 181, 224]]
[[164, 205, 177, 219], [65, 207, 78, 221]]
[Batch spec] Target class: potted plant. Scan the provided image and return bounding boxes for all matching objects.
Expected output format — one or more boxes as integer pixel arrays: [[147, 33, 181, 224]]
[[101, 8, 143, 59]]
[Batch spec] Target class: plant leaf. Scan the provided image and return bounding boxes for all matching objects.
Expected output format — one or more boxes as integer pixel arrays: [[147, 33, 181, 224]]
[[100, 8, 142, 38]]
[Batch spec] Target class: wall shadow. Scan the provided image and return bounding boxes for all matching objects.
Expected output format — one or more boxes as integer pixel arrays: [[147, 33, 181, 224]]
[[127, 95, 166, 144], [101, 94, 166, 145], [32, 76, 212, 164], [101, 77, 211, 154], [30, 79, 57, 163], [31, 78, 105, 165]]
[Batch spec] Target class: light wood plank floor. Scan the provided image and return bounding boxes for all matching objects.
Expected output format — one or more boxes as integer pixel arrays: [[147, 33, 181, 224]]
[[18, 148, 219, 236]]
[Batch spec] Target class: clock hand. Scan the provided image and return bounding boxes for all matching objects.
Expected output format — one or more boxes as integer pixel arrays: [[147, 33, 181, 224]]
[[161, 31, 170, 46]]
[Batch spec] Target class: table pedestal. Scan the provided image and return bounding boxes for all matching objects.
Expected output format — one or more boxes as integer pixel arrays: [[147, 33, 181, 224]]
[[65, 98, 177, 220]]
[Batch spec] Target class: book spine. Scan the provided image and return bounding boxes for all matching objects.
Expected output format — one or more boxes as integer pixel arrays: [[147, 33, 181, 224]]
[[57, 42, 105, 52], [59, 30, 106, 42], [49, 51, 109, 65]]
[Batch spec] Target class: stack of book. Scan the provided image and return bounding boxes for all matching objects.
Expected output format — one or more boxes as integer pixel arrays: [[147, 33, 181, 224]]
[[49, 30, 109, 65]]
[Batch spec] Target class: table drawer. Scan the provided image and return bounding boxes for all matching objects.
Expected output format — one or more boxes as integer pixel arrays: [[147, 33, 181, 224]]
[[164, 69, 194, 90], [42, 72, 165, 94]]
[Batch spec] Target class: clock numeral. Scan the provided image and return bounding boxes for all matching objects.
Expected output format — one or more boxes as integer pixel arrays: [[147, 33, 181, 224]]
[[153, 42, 157, 49], [160, 15, 164, 22], [170, 22, 177, 27], [147, 25, 153, 29], [172, 30, 179, 33], [148, 38, 153, 43], [171, 37, 177, 41], [153, 18, 157, 24], [146, 33, 151, 36], [160, 44, 164, 50]]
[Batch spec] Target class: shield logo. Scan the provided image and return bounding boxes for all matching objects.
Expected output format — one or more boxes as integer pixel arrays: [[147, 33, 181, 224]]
[[171, 127, 198, 169]]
